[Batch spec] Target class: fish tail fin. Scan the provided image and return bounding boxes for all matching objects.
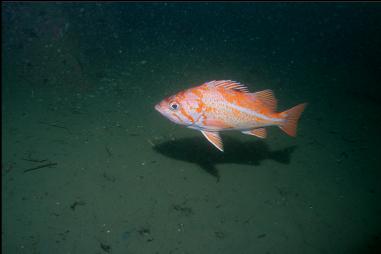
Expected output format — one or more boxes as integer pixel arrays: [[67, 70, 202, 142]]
[[279, 103, 307, 137]]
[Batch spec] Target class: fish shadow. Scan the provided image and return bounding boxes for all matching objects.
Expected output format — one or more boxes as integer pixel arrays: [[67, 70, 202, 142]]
[[153, 136, 297, 181]]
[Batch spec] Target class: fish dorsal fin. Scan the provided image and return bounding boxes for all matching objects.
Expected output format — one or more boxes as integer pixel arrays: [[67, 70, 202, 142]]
[[206, 80, 250, 93], [201, 130, 224, 152], [242, 128, 267, 138], [251, 89, 277, 112]]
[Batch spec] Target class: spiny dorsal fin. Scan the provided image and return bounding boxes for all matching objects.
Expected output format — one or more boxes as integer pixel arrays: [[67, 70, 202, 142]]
[[251, 89, 277, 112], [201, 130, 224, 152], [206, 80, 250, 93], [242, 128, 267, 138]]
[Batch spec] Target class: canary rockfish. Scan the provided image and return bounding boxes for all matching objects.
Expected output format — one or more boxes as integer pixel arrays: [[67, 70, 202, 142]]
[[155, 80, 307, 152]]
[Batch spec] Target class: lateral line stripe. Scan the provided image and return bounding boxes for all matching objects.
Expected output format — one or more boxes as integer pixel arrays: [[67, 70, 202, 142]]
[[225, 101, 283, 122]]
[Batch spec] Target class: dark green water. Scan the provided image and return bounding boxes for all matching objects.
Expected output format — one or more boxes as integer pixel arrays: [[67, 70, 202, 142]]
[[2, 2, 381, 254]]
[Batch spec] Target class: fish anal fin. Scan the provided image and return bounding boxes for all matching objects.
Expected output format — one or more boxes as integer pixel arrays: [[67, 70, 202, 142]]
[[201, 130, 224, 152], [206, 80, 250, 93], [250, 89, 277, 112], [242, 128, 267, 138]]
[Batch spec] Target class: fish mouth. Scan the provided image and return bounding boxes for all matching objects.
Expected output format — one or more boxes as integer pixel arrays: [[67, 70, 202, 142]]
[[154, 104, 162, 112]]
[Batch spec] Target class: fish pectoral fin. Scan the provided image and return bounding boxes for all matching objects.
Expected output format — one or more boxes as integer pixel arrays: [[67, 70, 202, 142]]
[[201, 130, 224, 152], [242, 128, 267, 138], [203, 119, 232, 129]]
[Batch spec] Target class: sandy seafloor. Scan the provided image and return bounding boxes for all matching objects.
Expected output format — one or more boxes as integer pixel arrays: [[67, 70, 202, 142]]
[[2, 2, 381, 254]]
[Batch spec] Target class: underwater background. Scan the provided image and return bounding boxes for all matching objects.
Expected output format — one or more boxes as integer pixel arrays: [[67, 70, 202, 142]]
[[2, 2, 381, 254]]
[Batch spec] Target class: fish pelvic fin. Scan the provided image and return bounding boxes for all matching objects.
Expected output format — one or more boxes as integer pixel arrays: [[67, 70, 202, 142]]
[[201, 130, 224, 152], [279, 103, 307, 137]]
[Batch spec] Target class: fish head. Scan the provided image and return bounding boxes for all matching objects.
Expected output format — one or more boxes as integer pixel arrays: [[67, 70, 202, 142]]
[[155, 88, 203, 127]]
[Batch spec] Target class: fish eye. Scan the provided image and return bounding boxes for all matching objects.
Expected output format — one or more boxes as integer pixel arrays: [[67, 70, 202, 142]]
[[169, 101, 179, 111]]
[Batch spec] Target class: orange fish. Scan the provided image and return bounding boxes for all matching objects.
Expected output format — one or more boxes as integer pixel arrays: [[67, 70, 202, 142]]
[[155, 80, 307, 152]]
